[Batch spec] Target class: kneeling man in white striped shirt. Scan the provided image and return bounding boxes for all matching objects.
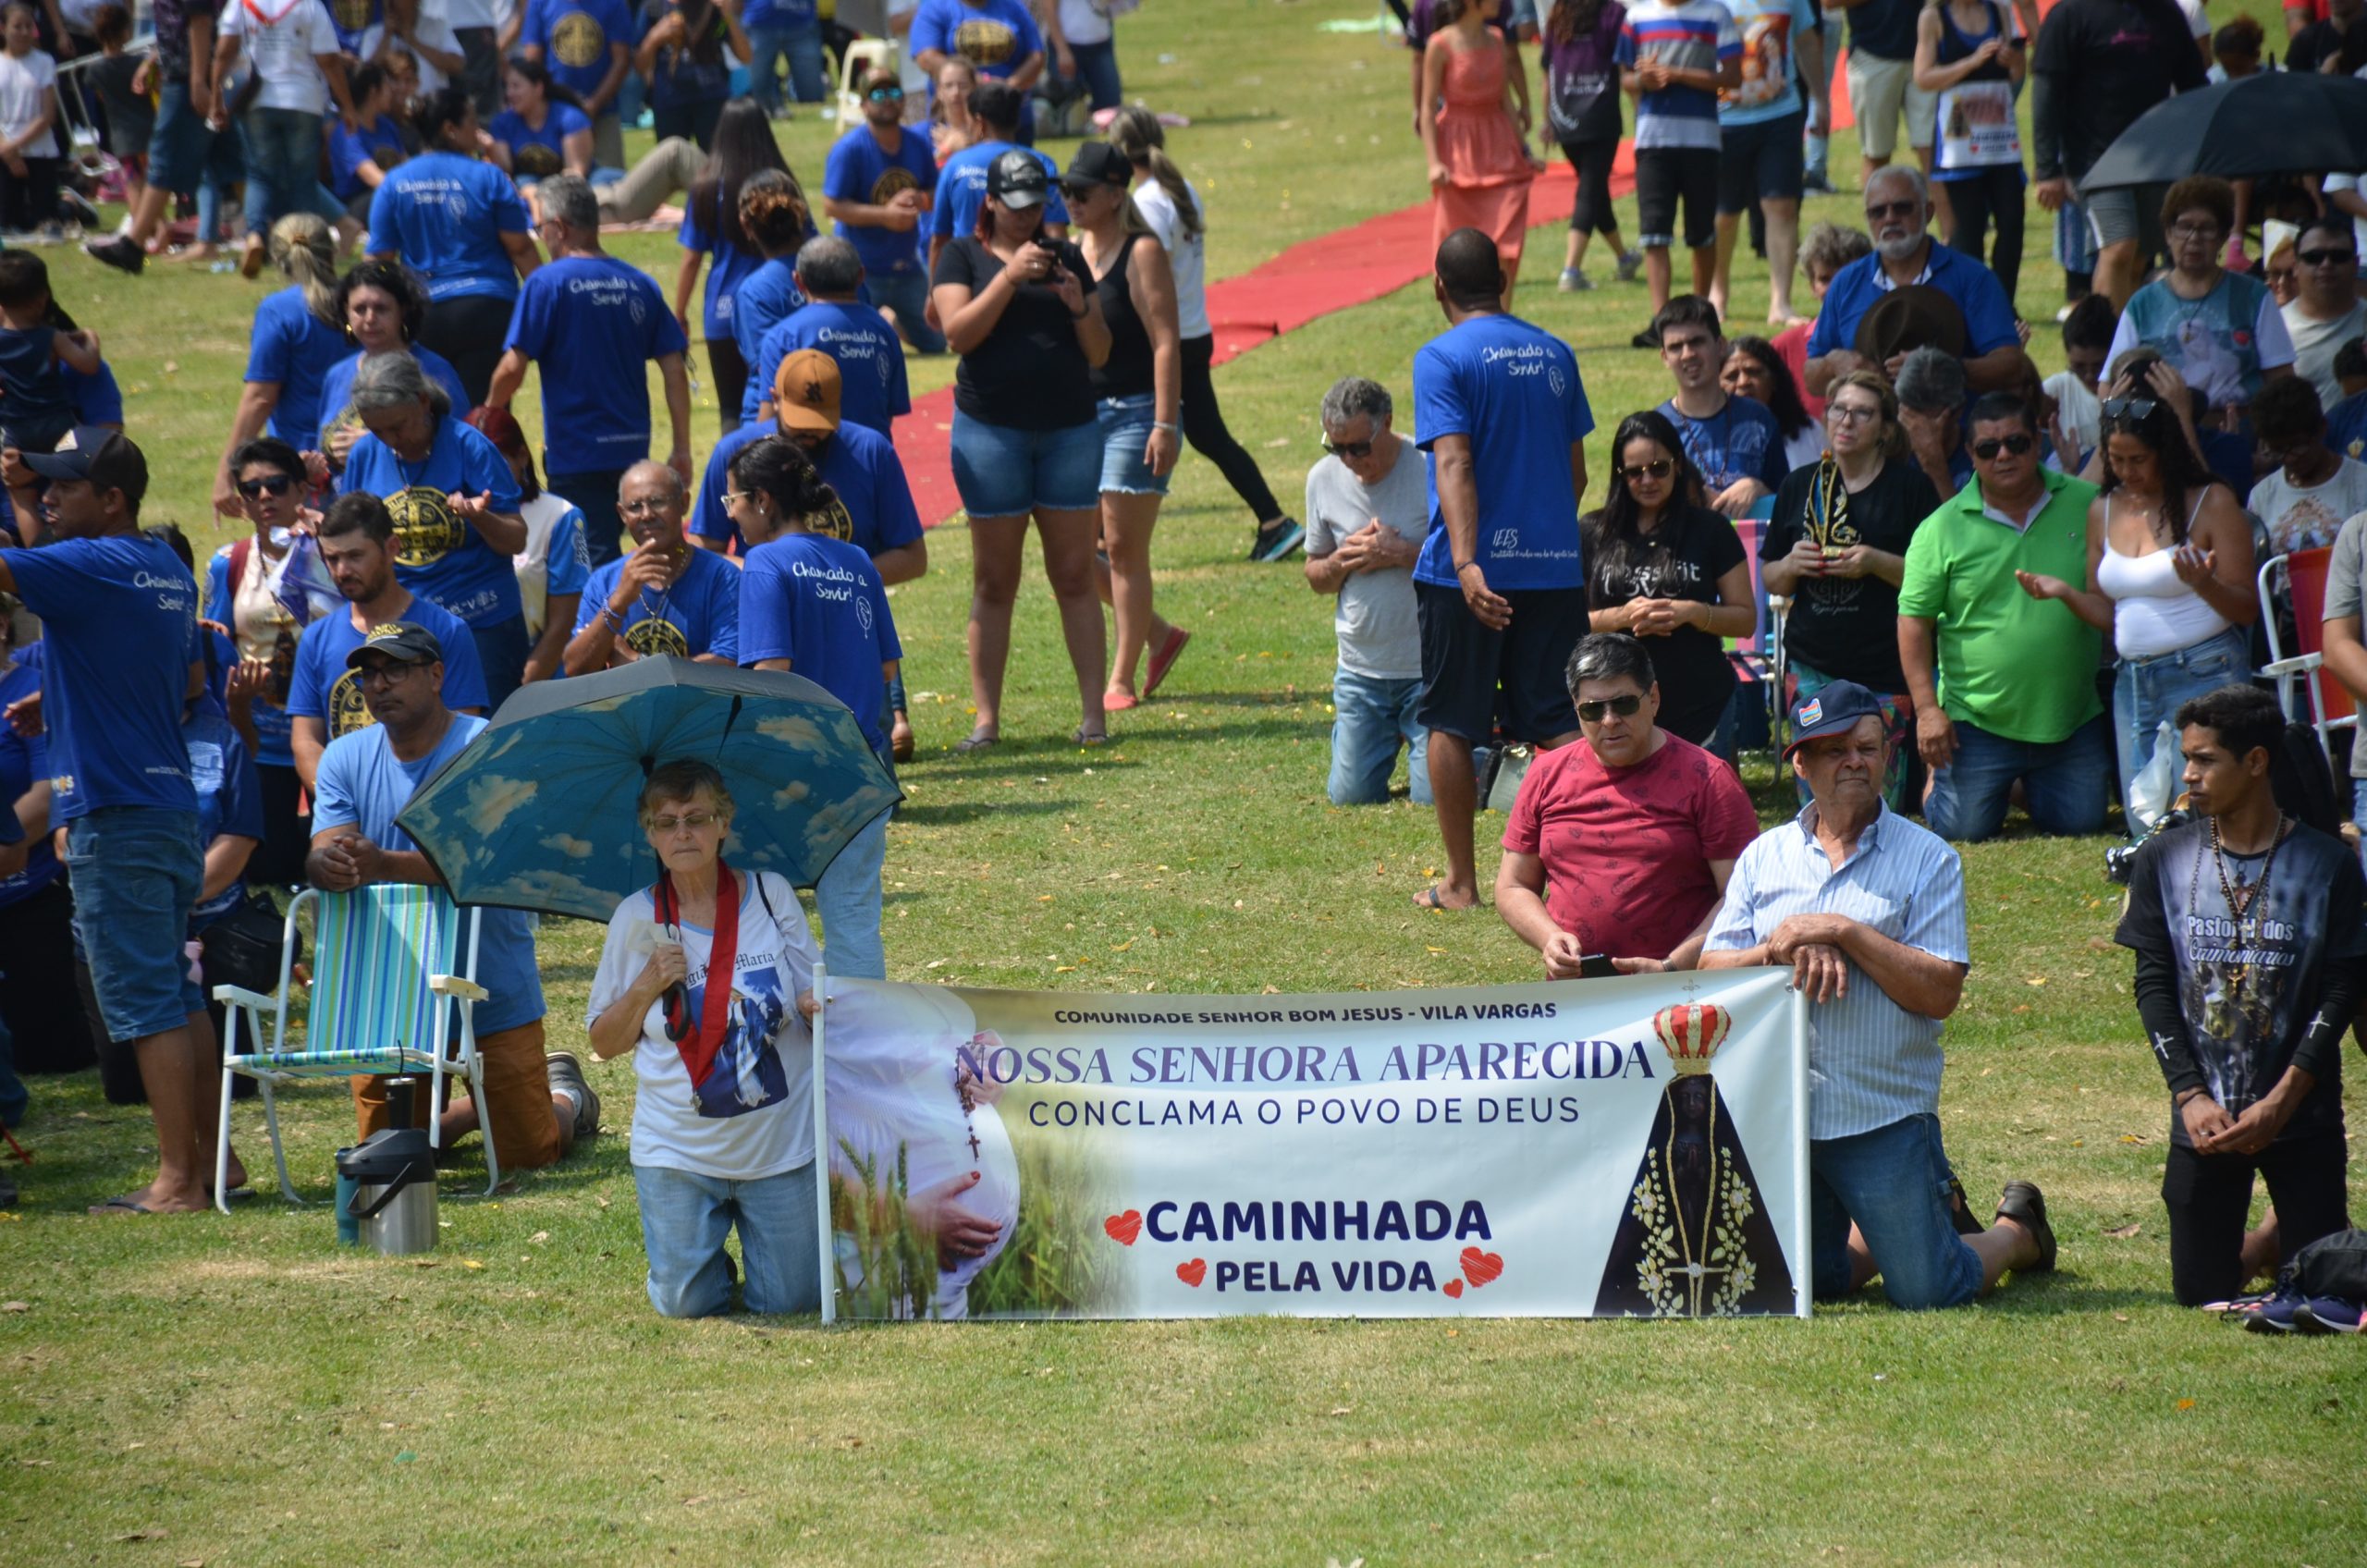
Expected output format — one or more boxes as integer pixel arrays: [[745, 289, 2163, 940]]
[[1702, 679, 2056, 1308]]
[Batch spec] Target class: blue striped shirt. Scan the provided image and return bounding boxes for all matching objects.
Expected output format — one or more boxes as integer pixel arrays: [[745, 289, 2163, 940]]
[[1705, 802, 1969, 1140]]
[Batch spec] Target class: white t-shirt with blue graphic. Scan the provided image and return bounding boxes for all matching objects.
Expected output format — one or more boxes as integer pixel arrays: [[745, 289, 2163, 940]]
[[589, 868, 820, 1181]]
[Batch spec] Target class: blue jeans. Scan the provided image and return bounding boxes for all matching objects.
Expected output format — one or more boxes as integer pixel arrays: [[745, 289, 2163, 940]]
[[2113, 625, 2249, 839], [815, 802, 889, 981], [1049, 38, 1123, 112], [1809, 1113, 1983, 1309], [866, 267, 945, 355], [1922, 714, 2114, 843], [745, 19, 828, 108], [63, 807, 202, 1042], [1329, 668, 1430, 806], [239, 107, 341, 237], [632, 1159, 820, 1317]]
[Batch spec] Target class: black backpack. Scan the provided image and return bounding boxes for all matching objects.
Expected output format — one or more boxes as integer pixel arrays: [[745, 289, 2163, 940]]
[[2288, 1228, 2367, 1304]]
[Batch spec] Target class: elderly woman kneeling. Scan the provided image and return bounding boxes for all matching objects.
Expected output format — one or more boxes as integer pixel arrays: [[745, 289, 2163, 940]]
[[587, 759, 822, 1318]]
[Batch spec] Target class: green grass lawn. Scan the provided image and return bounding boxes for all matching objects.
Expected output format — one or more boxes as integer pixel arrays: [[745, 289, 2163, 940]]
[[1, 2, 2362, 1563]]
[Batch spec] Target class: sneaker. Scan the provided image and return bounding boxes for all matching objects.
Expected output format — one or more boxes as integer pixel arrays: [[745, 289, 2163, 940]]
[[1613, 248, 1643, 283], [1248, 516, 1305, 562], [1993, 1179, 2056, 1271], [2239, 1282, 2310, 1333], [2295, 1297, 2365, 1333], [1557, 266, 1592, 292], [546, 1050, 600, 1141], [1630, 323, 1661, 349], [1801, 169, 1838, 196], [83, 233, 142, 274]]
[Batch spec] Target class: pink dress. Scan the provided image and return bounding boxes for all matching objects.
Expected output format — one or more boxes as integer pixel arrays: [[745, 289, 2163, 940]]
[[1431, 35, 1535, 271]]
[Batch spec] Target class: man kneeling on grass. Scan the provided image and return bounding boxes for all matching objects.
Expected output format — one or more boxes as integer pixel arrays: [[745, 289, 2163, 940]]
[[1702, 680, 2056, 1308], [2114, 684, 2364, 1315]]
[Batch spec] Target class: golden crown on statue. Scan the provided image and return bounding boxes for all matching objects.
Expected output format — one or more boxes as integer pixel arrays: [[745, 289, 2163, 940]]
[[1651, 1002, 1731, 1076]]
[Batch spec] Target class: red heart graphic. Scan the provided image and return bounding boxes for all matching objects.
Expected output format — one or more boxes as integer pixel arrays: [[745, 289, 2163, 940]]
[[1443, 1278, 1465, 1299], [1177, 1258, 1208, 1288], [1103, 1209, 1143, 1245], [1461, 1247, 1505, 1288]]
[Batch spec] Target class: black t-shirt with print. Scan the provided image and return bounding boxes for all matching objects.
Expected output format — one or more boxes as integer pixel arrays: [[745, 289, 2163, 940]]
[[2116, 819, 2367, 1147], [1762, 456, 1939, 694], [1582, 503, 1746, 745]]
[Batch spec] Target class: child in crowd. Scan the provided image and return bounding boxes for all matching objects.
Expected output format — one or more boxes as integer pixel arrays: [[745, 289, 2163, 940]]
[[0, 2, 62, 238], [1615, 0, 1740, 347], [0, 251, 99, 454], [87, 6, 151, 224], [2042, 294, 2116, 470]]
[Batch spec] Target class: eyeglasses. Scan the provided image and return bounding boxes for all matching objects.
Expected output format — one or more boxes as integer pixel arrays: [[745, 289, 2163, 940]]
[[1864, 200, 1919, 221], [1827, 403, 1881, 425], [1576, 693, 1645, 723], [866, 85, 903, 102], [2167, 220, 2223, 241], [1322, 438, 1373, 459], [618, 496, 671, 516], [1971, 433, 2036, 459], [354, 661, 424, 687], [650, 811, 719, 834], [720, 490, 753, 508], [2300, 248, 2359, 267], [1618, 459, 1674, 482], [238, 473, 296, 497], [2101, 396, 2159, 421]]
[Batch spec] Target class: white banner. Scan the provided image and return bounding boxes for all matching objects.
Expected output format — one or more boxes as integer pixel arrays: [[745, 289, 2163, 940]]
[[815, 969, 1809, 1320]]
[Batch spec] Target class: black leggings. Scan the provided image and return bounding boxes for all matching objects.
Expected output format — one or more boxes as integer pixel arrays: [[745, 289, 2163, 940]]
[[251, 760, 311, 888], [1181, 334, 1282, 524], [1559, 137, 1622, 239], [2162, 1132, 2351, 1306], [418, 292, 518, 410], [1940, 165, 2025, 312], [709, 335, 749, 437]]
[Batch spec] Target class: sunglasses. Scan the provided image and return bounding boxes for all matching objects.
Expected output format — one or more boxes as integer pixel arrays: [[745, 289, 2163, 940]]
[[1971, 433, 2036, 459], [1618, 459, 1674, 482], [866, 85, 903, 101], [2300, 248, 2358, 267], [2100, 396, 2158, 421], [1864, 200, 1919, 221], [1322, 438, 1373, 459], [238, 473, 296, 498], [1576, 693, 1644, 723]]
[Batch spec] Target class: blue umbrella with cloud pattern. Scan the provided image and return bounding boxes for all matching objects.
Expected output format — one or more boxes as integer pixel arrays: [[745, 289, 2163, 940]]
[[395, 658, 901, 921]]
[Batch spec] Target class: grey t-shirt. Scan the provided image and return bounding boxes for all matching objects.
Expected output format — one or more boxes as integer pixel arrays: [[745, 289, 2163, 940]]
[[2325, 511, 2367, 778], [2285, 299, 2367, 415], [1305, 440, 1430, 680]]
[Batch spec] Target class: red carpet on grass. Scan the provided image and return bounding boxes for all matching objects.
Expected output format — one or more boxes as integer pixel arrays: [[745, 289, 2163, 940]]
[[894, 150, 1636, 526]]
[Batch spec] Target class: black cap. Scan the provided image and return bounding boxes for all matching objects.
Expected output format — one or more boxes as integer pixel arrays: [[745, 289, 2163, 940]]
[[1061, 141, 1133, 195], [1784, 680, 1889, 758], [22, 426, 146, 504], [345, 620, 445, 669], [986, 149, 1050, 209]]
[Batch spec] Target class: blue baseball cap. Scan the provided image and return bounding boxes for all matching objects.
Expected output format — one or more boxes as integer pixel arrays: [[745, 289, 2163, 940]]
[[1784, 680, 1888, 758]]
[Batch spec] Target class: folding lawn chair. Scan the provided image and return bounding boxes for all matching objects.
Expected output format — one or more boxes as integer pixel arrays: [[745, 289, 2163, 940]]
[[2259, 546, 2356, 766], [213, 884, 497, 1215]]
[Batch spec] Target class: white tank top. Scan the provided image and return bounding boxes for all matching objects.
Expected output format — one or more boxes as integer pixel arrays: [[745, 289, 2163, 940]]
[[2096, 492, 2231, 659]]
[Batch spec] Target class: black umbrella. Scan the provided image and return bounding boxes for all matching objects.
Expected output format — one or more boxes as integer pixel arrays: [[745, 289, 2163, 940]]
[[2078, 72, 2367, 191]]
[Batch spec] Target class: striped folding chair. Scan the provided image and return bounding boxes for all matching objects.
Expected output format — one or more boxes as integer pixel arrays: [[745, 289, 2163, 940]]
[[213, 885, 496, 1214]]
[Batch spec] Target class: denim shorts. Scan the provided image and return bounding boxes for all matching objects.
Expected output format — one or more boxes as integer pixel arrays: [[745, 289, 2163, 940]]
[[65, 806, 203, 1042], [633, 1159, 820, 1317], [949, 409, 1102, 520], [1096, 393, 1170, 496]]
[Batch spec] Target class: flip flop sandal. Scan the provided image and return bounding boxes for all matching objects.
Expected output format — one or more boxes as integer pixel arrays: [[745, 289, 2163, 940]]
[[952, 733, 1000, 753], [1072, 729, 1109, 747], [88, 1194, 156, 1216], [1414, 886, 1472, 912]]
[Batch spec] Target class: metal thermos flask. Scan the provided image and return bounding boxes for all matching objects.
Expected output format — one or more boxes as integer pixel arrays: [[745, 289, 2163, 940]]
[[333, 1077, 437, 1256]]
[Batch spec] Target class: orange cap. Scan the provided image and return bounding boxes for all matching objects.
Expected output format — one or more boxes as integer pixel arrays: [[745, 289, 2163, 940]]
[[774, 349, 842, 434]]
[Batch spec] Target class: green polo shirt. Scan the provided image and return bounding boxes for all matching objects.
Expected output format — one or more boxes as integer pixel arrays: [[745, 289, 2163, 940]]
[[1896, 469, 2103, 745]]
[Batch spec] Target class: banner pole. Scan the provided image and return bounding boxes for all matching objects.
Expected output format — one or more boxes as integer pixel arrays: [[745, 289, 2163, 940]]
[[811, 962, 833, 1327], [1790, 978, 1811, 1319]]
